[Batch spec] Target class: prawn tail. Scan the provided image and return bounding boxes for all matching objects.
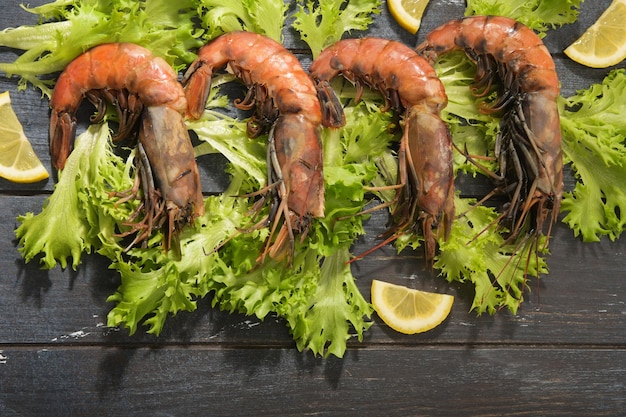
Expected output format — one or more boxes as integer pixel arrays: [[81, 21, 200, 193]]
[[314, 79, 346, 128], [182, 60, 214, 120], [49, 110, 77, 170], [403, 107, 455, 262]]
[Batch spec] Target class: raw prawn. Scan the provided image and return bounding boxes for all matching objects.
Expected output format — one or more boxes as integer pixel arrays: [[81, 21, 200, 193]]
[[309, 37, 455, 263], [49, 43, 204, 251], [416, 15, 563, 247], [182, 31, 324, 260]]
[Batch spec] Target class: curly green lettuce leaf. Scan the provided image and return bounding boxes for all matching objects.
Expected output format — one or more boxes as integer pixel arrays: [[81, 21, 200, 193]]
[[0, 0, 202, 96], [313, 100, 396, 250], [436, 196, 548, 315], [210, 242, 318, 322], [187, 74, 268, 187], [292, 0, 382, 57], [107, 189, 253, 335], [287, 247, 372, 357], [107, 262, 198, 336], [559, 69, 626, 242], [15, 124, 109, 270], [197, 0, 288, 41], [465, 0, 582, 35], [188, 112, 267, 189]]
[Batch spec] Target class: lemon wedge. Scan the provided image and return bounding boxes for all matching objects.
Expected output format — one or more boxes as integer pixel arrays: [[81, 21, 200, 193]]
[[371, 279, 453, 334], [0, 91, 49, 183], [388, 0, 430, 34], [564, 0, 626, 68]]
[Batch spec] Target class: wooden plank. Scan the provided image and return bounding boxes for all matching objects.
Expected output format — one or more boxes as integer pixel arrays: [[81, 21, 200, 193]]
[[0, 346, 624, 416]]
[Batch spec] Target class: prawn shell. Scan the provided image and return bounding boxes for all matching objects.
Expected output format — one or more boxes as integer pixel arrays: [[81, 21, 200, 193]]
[[51, 43, 186, 114], [309, 38, 448, 113], [417, 15, 559, 95], [406, 108, 455, 234], [183, 31, 321, 126], [49, 43, 188, 170]]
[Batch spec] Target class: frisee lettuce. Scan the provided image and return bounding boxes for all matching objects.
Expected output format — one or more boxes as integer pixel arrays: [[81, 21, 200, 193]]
[[292, 0, 382, 57], [196, 0, 288, 42], [465, 0, 583, 35], [436, 197, 548, 314], [16, 125, 106, 270], [559, 69, 626, 242]]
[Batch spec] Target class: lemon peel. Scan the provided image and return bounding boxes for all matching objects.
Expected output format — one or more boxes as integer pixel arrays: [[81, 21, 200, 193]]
[[387, 0, 430, 34], [564, 0, 626, 68], [0, 91, 49, 183], [371, 279, 453, 334]]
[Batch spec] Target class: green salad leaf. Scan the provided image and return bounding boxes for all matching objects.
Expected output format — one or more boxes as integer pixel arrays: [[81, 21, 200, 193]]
[[465, 0, 583, 35], [15, 125, 105, 270], [287, 246, 372, 357], [107, 189, 253, 336], [436, 197, 548, 314], [196, 0, 288, 42], [292, 0, 382, 57], [559, 69, 626, 242]]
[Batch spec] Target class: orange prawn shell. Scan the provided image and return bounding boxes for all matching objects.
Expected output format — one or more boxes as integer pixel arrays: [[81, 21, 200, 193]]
[[419, 15, 559, 96], [310, 37, 455, 262], [417, 15, 564, 242], [309, 38, 448, 111], [185, 32, 322, 125], [51, 43, 187, 114]]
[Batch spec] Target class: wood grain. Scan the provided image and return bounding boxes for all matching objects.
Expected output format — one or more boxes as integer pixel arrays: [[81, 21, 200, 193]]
[[1, 0, 625, 416], [1, 347, 624, 416]]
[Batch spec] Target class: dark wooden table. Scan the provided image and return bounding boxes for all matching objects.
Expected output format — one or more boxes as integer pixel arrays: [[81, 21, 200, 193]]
[[1, 1, 624, 416]]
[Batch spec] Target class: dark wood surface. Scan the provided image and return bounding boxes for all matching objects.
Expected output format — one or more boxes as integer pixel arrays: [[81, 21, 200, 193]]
[[1, 1, 625, 416]]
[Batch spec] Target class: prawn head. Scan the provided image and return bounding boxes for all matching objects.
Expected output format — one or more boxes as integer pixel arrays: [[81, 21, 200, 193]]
[[119, 105, 204, 252], [259, 113, 324, 261], [401, 106, 455, 262]]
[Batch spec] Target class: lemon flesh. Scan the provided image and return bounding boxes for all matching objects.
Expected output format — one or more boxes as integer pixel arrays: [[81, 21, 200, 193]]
[[371, 279, 454, 334], [388, 0, 430, 34], [0, 91, 49, 183], [564, 0, 626, 68]]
